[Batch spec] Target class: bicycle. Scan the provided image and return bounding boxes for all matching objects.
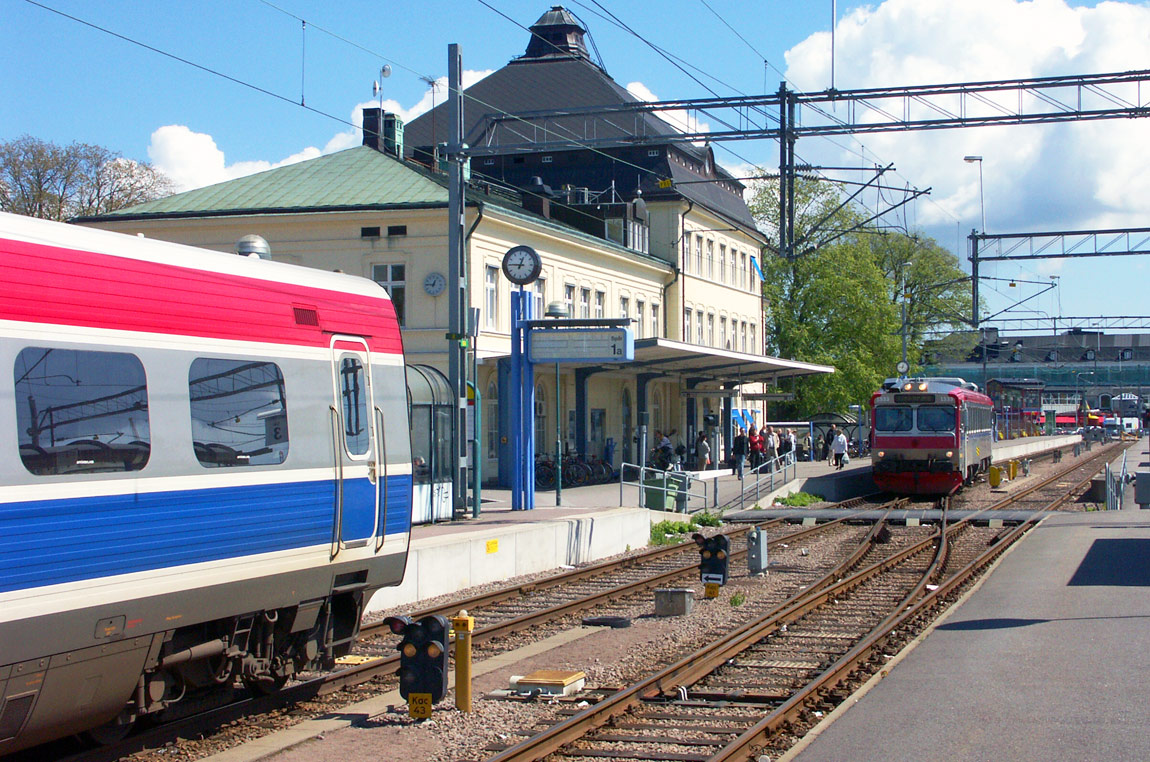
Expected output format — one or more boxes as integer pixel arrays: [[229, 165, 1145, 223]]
[[534, 453, 557, 490]]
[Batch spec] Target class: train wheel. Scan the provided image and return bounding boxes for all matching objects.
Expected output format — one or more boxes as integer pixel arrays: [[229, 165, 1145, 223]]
[[244, 672, 289, 695], [80, 714, 135, 745]]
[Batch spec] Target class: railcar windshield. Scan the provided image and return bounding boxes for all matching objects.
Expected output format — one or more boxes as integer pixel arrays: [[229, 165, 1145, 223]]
[[875, 406, 913, 432], [917, 406, 957, 432]]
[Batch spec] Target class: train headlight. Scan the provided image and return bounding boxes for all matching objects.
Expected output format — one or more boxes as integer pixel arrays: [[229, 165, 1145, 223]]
[[903, 382, 913, 391], [946, 450, 954, 458], [917, 382, 928, 391], [877, 451, 885, 458]]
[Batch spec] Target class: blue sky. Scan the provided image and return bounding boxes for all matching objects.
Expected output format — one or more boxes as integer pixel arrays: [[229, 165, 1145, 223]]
[[4, 0, 1148, 329]]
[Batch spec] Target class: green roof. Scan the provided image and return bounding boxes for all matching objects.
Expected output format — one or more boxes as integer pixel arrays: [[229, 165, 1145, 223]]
[[95, 145, 448, 219]]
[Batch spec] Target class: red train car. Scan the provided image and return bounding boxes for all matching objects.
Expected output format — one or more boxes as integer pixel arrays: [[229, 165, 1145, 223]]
[[871, 377, 995, 495]]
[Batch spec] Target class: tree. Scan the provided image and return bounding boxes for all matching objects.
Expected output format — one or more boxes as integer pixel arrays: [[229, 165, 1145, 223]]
[[748, 176, 902, 416], [0, 135, 173, 221]]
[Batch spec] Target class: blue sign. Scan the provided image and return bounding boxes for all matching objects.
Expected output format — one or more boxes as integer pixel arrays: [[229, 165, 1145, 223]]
[[529, 328, 634, 363]]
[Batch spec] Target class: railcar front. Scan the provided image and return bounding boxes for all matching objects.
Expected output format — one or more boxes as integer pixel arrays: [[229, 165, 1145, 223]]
[[0, 213, 412, 754], [871, 378, 993, 495]]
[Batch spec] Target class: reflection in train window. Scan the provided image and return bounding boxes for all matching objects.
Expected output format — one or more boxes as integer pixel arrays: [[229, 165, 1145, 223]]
[[917, 406, 957, 432], [190, 358, 289, 467], [874, 406, 913, 432], [15, 347, 151, 475], [339, 355, 371, 456]]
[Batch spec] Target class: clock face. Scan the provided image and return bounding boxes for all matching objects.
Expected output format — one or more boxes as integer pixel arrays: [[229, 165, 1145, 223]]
[[896, 360, 910, 375], [502, 245, 542, 285], [423, 272, 446, 296]]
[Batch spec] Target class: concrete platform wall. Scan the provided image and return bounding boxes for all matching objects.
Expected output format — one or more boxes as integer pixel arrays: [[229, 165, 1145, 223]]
[[365, 507, 651, 612], [993, 433, 1081, 464]]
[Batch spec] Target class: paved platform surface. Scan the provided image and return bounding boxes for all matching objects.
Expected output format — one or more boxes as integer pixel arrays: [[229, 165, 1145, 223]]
[[787, 438, 1150, 762]]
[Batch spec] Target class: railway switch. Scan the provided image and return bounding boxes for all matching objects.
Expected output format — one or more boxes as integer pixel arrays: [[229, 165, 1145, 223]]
[[694, 533, 730, 587], [386, 614, 450, 716]]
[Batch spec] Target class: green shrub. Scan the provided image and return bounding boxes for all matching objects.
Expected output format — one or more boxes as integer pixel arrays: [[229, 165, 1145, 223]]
[[729, 591, 746, 607], [650, 519, 696, 545], [694, 512, 722, 527], [775, 491, 824, 507]]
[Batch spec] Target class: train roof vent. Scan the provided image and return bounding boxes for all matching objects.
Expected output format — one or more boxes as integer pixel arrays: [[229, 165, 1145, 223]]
[[293, 306, 320, 327]]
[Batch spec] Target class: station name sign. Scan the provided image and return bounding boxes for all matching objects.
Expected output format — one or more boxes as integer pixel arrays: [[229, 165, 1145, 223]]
[[529, 328, 634, 364]]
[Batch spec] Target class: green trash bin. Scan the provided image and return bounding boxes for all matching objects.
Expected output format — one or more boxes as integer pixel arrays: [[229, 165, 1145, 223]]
[[643, 473, 687, 512]]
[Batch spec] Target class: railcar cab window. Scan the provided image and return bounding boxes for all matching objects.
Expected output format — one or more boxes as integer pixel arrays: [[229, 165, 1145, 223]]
[[917, 406, 957, 432], [15, 347, 150, 475], [338, 355, 371, 456], [875, 406, 913, 432], [189, 359, 289, 467]]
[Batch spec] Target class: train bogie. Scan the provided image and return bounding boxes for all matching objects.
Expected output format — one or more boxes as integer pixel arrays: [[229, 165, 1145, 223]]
[[0, 213, 412, 754]]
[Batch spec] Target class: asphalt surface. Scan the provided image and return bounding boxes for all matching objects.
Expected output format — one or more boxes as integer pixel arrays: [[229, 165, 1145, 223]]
[[789, 439, 1150, 762]]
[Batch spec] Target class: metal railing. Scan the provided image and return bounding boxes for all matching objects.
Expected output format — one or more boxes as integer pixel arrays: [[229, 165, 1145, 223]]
[[619, 463, 715, 513], [1105, 448, 1129, 511], [723, 451, 798, 511]]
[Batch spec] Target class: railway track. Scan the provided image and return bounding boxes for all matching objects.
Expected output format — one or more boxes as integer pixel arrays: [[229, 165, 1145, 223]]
[[47, 498, 903, 762], [477, 446, 1126, 762]]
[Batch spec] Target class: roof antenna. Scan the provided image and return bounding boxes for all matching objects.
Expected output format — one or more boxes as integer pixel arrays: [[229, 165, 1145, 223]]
[[372, 64, 392, 112]]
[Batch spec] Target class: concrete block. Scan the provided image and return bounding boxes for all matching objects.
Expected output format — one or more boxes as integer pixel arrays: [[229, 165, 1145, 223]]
[[655, 588, 695, 616], [988, 519, 1004, 528], [906, 517, 920, 527]]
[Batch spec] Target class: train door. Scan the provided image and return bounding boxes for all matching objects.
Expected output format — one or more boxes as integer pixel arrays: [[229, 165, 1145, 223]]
[[331, 337, 380, 551]]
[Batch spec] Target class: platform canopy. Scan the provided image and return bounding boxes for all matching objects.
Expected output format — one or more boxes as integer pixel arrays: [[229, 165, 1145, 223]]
[[523, 337, 834, 385]]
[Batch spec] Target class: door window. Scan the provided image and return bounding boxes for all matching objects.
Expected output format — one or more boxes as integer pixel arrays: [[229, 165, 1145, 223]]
[[338, 355, 371, 456]]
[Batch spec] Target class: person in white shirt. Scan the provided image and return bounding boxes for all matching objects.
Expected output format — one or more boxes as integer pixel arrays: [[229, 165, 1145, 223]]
[[832, 430, 849, 469]]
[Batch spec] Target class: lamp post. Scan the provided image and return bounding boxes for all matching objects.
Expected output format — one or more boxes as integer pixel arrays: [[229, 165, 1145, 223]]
[[964, 155, 986, 233], [1076, 371, 1094, 426], [545, 301, 569, 505]]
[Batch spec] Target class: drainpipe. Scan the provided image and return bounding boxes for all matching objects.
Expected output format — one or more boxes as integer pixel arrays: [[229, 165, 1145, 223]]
[[664, 199, 692, 339]]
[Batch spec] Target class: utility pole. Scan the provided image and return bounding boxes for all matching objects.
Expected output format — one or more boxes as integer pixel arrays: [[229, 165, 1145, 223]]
[[447, 44, 468, 517]]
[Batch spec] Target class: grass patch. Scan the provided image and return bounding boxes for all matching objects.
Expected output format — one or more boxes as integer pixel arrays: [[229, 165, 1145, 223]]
[[650, 519, 696, 545], [694, 512, 722, 527], [729, 591, 746, 607], [774, 491, 824, 507]]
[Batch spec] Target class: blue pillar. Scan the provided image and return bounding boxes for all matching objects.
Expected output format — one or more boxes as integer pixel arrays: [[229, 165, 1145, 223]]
[[497, 358, 512, 487], [510, 290, 535, 510]]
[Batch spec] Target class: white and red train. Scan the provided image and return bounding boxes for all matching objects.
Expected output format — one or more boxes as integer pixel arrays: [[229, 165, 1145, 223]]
[[0, 212, 412, 753], [870, 377, 995, 495]]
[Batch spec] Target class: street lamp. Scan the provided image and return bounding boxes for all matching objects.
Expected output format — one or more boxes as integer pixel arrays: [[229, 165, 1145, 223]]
[[545, 301, 569, 505], [964, 156, 986, 233], [1076, 371, 1094, 426]]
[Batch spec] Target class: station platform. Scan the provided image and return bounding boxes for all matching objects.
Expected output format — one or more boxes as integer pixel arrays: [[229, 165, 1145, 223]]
[[785, 437, 1150, 762], [366, 456, 875, 613]]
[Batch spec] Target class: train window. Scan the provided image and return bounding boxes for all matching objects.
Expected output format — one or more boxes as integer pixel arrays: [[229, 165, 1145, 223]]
[[875, 406, 913, 432], [189, 359, 289, 467], [409, 406, 432, 485], [917, 406, 957, 432], [338, 355, 371, 457], [14, 347, 150, 475]]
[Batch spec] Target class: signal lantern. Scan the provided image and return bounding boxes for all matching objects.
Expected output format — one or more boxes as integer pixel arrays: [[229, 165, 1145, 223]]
[[387, 614, 450, 706], [692, 532, 730, 586]]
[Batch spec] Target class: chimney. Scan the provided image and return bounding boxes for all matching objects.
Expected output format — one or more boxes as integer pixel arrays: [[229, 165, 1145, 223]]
[[363, 108, 404, 158], [363, 107, 384, 151]]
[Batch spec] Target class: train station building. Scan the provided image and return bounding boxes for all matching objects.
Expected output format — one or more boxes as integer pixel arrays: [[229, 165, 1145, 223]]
[[78, 6, 833, 501]]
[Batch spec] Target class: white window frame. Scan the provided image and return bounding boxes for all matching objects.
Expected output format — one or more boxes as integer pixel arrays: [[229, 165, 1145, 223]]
[[484, 265, 498, 329]]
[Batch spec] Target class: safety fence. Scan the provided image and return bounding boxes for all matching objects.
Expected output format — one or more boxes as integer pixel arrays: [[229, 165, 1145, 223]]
[[1105, 448, 1129, 511], [619, 450, 799, 514]]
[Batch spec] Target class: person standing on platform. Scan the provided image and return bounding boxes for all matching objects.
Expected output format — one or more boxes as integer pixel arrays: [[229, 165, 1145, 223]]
[[748, 426, 764, 471], [832, 428, 849, 469], [824, 424, 838, 463], [732, 426, 748, 479], [763, 425, 777, 471], [787, 429, 798, 460], [695, 431, 711, 471]]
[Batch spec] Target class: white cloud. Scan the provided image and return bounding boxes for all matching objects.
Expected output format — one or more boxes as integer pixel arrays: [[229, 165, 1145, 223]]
[[150, 69, 495, 192], [782, 0, 1150, 237], [625, 81, 711, 137]]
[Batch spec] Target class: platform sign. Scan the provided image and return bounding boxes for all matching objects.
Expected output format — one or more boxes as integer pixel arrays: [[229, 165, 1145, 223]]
[[529, 328, 634, 363]]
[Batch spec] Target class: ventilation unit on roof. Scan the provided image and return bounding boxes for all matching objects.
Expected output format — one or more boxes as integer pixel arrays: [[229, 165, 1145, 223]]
[[235, 234, 270, 259]]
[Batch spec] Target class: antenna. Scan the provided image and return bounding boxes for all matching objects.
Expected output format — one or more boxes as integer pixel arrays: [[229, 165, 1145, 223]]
[[374, 64, 392, 111]]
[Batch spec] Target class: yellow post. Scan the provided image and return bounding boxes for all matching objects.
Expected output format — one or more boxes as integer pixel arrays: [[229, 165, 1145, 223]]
[[451, 610, 475, 713]]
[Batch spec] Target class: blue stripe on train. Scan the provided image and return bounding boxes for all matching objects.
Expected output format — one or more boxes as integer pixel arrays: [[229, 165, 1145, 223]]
[[0, 475, 412, 594]]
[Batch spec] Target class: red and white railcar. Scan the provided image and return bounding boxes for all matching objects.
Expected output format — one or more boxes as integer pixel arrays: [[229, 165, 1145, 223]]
[[871, 377, 994, 495]]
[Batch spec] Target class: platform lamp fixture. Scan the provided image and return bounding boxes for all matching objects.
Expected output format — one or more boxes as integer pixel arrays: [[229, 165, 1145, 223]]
[[964, 155, 985, 233], [545, 301, 569, 506]]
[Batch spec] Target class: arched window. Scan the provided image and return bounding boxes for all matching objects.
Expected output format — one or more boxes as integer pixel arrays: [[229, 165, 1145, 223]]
[[652, 388, 664, 433]]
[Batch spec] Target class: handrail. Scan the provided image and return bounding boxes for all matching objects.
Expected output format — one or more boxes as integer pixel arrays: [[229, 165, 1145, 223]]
[[724, 450, 798, 511], [618, 462, 712, 512]]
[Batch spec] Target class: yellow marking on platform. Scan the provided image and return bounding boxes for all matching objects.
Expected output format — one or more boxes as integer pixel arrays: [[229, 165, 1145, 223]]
[[486, 539, 499, 554]]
